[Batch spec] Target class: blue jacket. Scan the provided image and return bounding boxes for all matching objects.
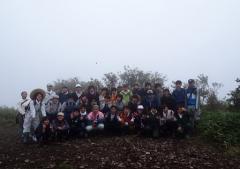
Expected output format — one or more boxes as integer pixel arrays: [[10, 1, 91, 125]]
[[172, 88, 186, 105], [186, 87, 198, 106], [143, 96, 159, 111]]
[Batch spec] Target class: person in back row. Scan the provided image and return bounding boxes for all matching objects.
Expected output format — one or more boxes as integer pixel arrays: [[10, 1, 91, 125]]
[[154, 83, 163, 109], [113, 94, 125, 112], [172, 80, 186, 108], [59, 86, 69, 104], [44, 83, 56, 105], [86, 86, 100, 109], [61, 93, 76, 121], [72, 84, 83, 102], [120, 84, 132, 106], [128, 95, 140, 113], [186, 79, 200, 130], [161, 89, 176, 111], [143, 90, 158, 112], [99, 88, 109, 109], [140, 82, 152, 101], [110, 88, 118, 103], [132, 83, 142, 96], [100, 95, 112, 114]]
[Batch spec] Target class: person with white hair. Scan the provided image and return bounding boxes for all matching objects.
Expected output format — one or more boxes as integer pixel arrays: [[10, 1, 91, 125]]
[[16, 91, 31, 137], [44, 83, 56, 105]]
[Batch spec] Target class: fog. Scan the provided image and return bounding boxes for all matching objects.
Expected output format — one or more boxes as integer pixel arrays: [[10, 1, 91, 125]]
[[0, 0, 239, 106]]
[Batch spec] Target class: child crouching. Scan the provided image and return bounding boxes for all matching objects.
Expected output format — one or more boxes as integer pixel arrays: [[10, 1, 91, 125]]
[[35, 117, 54, 144], [141, 108, 159, 138], [105, 105, 121, 135], [68, 106, 88, 138], [119, 106, 134, 135], [68, 108, 82, 138], [175, 107, 191, 138], [86, 105, 105, 133], [160, 106, 178, 137]]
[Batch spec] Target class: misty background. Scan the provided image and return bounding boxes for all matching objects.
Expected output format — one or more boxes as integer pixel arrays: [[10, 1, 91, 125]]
[[0, 0, 239, 107]]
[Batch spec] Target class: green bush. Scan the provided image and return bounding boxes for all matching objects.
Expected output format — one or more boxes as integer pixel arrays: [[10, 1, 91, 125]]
[[198, 111, 240, 148], [0, 106, 16, 124]]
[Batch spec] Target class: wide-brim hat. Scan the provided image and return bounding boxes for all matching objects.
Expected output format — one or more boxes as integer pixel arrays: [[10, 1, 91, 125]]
[[30, 88, 46, 100]]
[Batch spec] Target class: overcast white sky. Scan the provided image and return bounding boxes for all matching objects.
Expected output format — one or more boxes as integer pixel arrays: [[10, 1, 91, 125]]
[[0, 0, 240, 107]]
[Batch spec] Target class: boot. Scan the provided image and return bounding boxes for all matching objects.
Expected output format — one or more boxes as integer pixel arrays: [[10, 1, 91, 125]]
[[23, 132, 29, 144]]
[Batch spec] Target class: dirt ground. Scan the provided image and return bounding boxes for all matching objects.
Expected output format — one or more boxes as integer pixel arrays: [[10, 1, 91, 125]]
[[0, 123, 239, 169]]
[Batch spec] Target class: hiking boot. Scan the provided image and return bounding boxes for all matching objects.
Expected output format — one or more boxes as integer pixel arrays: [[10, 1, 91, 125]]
[[23, 133, 29, 144]]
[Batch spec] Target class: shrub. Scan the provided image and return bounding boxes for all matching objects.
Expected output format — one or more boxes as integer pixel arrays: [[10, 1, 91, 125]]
[[198, 111, 240, 148], [0, 106, 16, 124]]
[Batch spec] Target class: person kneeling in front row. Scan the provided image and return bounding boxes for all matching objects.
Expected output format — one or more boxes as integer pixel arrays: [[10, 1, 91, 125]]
[[86, 105, 105, 133], [53, 112, 70, 142]]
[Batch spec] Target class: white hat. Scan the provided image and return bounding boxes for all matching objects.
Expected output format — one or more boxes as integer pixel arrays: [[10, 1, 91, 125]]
[[57, 112, 64, 116], [137, 105, 144, 110], [75, 84, 81, 88]]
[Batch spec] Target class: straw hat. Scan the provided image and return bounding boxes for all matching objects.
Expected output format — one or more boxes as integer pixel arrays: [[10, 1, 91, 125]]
[[30, 88, 46, 100]]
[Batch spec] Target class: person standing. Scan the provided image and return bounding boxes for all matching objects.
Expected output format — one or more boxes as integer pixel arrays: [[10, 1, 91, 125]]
[[16, 91, 31, 137], [59, 86, 69, 104], [120, 84, 132, 106], [172, 80, 186, 109], [44, 83, 56, 105], [72, 84, 83, 102], [186, 79, 200, 130], [23, 89, 46, 144]]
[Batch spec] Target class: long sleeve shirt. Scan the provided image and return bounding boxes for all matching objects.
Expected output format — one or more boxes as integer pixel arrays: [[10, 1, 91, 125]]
[[17, 98, 31, 115], [29, 100, 46, 118], [87, 111, 105, 122]]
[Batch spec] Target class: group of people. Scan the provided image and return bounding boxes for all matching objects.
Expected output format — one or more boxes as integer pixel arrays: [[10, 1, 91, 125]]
[[16, 79, 200, 144]]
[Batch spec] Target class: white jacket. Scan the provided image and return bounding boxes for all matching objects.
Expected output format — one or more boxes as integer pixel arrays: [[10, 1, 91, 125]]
[[17, 99, 31, 115], [29, 100, 46, 118], [44, 90, 56, 104]]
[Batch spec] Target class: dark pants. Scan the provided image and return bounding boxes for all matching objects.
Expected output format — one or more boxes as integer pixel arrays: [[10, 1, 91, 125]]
[[55, 129, 69, 141], [105, 121, 121, 135], [142, 118, 159, 138], [69, 123, 87, 138], [165, 121, 178, 136], [36, 130, 53, 144], [16, 113, 24, 137]]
